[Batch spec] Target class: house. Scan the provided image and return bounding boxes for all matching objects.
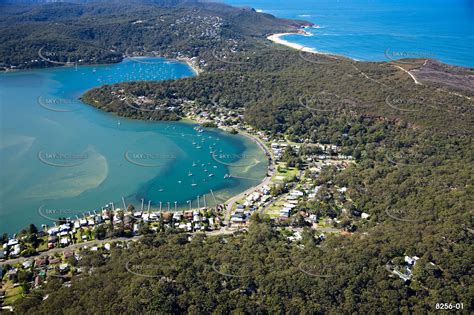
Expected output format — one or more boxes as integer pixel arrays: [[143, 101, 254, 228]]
[[35, 256, 48, 268], [337, 187, 348, 193], [231, 212, 246, 223], [280, 208, 291, 218], [22, 260, 33, 269], [393, 269, 412, 283], [11, 244, 21, 257], [149, 213, 159, 221], [59, 224, 70, 232], [405, 256, 420, 266], [7, 269, 17, 281], [59, 237, 70, 246], [290, 190, 304, 197], [59, 263, 70, 273], [49, 257, 61, 265], [184, 211, 193, 221], [64, 251, 74, 259], [361, 212, 371, 219], [7, 239, 19, 246], [133, 223, 141, 233], [95, 215, 104, 224]]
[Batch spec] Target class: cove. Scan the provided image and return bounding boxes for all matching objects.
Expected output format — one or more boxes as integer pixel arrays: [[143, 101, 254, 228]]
[[0, 58, 268, 235]]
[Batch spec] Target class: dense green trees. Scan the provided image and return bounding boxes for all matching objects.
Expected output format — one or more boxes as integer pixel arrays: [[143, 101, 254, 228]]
[[3, 0, 473, 313]]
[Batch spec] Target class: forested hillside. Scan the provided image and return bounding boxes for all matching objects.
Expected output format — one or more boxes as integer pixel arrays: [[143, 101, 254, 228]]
[[0, 0, 309, 70], [2, 0, 473, 313]]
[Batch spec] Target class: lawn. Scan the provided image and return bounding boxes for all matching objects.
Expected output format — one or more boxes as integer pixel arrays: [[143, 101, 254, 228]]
[[273, 162, 298, 183], [264, 200, 285, 219], [2, 284, 22, 305]]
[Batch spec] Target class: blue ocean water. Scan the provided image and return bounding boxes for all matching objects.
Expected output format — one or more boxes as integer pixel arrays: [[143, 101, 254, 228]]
[[224, 0, 474, 67]]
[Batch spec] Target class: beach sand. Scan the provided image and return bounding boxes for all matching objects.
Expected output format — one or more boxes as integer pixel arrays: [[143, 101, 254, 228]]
[[267, 33, 320, 54]]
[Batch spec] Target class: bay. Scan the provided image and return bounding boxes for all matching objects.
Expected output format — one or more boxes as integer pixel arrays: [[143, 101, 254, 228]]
[[0, 58, 268, 235]]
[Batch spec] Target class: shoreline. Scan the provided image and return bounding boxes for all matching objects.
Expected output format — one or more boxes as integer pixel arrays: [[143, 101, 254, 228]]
[[177, 56, 202, 75], [267, 32, 326, 55]]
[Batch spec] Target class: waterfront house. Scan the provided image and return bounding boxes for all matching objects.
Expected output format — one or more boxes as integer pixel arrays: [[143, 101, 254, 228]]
[[11, 244, 21, 257], [184, 211, 193, 221], [7, 239, 19, 246], [173, 212, 182, 221], [60, 238, 70, 246]]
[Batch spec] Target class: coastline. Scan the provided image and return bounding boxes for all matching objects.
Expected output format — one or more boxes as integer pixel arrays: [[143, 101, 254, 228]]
[[222, 129, 275, 226], [177, 56, 202, 75], [267, 32, 322, 55]]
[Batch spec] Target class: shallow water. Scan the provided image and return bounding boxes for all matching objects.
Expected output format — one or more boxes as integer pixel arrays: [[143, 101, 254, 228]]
[[0, 58, 268, 234]]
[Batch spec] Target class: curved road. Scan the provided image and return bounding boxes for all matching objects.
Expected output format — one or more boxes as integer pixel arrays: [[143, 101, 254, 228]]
[[223, 130, 275, 225]]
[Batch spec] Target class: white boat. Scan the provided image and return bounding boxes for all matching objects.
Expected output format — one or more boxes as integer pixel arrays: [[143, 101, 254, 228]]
[[188, 171, 193, 176], [209, 174, 214, 177]]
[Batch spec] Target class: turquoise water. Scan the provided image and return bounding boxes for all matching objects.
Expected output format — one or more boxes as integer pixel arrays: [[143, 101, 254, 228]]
[[0, 58, 267, 235], [224, 0, 473, 67]]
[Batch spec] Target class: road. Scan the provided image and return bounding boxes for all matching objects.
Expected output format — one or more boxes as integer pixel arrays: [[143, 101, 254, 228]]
[[0, 228, 243, 266], [223, 131, 276, 225], [0, 237, 142, 266]]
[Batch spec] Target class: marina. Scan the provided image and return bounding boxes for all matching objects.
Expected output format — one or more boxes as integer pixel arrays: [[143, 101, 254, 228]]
[[0, 58, 268, 235]]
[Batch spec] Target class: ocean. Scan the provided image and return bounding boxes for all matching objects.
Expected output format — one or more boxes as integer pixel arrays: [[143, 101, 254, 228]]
[[224, 0, 474, 67]]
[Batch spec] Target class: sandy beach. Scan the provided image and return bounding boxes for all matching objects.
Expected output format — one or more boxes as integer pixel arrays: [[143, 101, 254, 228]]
[[267, 33, 320, 54], [177, 56, 202, 75]]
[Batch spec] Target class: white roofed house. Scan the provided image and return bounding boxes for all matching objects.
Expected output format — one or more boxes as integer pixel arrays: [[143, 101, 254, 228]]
[[60, 237, 70, 246], [47, 227, 60, 236], [405, 256, 420, 266], [290, 190, 304, 197], [11, 244, 21, 257], [280, 208, 291, 218]]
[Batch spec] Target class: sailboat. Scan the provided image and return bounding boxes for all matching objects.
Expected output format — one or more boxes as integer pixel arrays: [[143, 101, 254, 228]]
[[191, 180, 197, 187], [192, 161, 197, 167], [188, 171, 193, 176]]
